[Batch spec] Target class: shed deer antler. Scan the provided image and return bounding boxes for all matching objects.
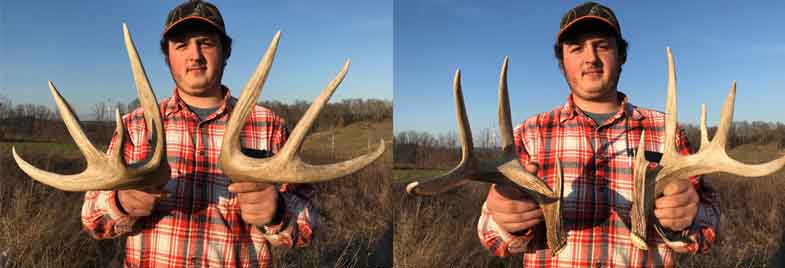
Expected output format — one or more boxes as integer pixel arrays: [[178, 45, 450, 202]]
[[11, 24, 170, 191], [629, 48, 785, 249], [218, 32, 386, 183], [405, 57, 567, 255]]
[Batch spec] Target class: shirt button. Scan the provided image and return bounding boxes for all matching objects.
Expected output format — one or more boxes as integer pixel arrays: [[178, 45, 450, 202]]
[[198, 150, 206, 156]]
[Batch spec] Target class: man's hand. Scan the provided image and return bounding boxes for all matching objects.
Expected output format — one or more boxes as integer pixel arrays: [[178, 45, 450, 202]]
[[228, 182, 279, 226], [654, 179, 699, 231], [117, 189, 167, 217], [486, 163, 543, 234]]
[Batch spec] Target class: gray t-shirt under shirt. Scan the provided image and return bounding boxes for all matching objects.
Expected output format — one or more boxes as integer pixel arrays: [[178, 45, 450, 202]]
[[186, 104, 219, 121], [583, 111, 615, 126], [583, 111, 617, 153]]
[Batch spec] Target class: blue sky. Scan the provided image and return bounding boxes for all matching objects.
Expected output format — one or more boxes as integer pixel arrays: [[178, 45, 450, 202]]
[[1, 1, 392, 119], [395, 0, 785, 134]]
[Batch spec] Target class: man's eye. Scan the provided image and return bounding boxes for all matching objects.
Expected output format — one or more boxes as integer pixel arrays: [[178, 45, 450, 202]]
[[569, 46, 582, 53], [174, 43, 186, 50]]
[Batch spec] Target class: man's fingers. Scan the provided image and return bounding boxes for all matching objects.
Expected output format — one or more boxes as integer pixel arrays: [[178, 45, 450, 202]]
[[662, 180, 690, 196], [525, 162, 539, 174], [654, 203, 698, 220], [122, 190, 152, 207], [149, 193, 169, 199], [655, 189, 698, 209], [492, 209, 543, 224], [488, 190, 539, 212], [659, 218, 691, 231], [118, 190, 163, 216], [228, 182, 275, 193], [237, 192, 271, 204], [493, 184, 525, 200], [501, 218, 543, 234], [488, 199, 540, 214], [128, 207, 153, 217]]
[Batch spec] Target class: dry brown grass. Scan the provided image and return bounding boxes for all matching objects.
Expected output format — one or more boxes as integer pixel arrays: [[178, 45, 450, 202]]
[[393, 181, 522, 268], [393, 143, 785, 267], [674, 143, 785, 268], [0, 119, 392, 268]]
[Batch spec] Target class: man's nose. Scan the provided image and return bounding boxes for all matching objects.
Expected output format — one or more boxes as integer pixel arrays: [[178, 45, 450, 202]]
[[582, 46, 601, 64], [185, 43, 204, 61]]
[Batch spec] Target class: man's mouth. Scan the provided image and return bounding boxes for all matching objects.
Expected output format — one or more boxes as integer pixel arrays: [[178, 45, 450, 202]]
[[583, 69, 603, 77], [187, 66, 206, 73]]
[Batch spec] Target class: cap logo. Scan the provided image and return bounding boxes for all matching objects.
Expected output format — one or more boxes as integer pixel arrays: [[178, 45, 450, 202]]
[[588, 5, 617, 27], [193, 3, 203, 16]]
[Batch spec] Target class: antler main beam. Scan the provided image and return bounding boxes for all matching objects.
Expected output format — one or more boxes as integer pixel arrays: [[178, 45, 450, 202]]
[[11, 24, 170, 192], [218, 32, 385, 184], [405, 58, 567, 254], [629, 47, 785, 249]]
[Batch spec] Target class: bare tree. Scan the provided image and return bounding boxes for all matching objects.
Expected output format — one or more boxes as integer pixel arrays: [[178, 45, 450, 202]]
[[92, 100, 108, 121]]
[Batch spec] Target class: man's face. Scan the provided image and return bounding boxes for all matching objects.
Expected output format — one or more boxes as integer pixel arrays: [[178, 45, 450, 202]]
[[560, 32, 621, 102], [167, 31, 224, 97]]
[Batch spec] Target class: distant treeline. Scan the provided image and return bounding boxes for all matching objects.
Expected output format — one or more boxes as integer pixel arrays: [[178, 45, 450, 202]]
[[259, 98, 392, 131], [0, 94, 391, 143], [394, 123, 785, 169]]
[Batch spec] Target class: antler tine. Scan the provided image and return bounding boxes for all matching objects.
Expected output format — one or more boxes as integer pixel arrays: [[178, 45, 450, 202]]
[[630, 130, 653, 249], [122, 23, 166, 172], [406, 69, 483, 195], [493, 57, 556, 199], [699, 104, 710, 150], [11, 81, 109, 190], [220, 30, 280, 177], [660, 47, 679, 168], [653, 50, 785, 195], [712, 81, 735, 148], [49, 81, 105, 164], [498, 57, 513, 156], [10, 24, 169, 191], [702, 82, 785, 177], [220, 33, 385, 184], [454, 69, 475, 164], [277, 60, 351, 161]]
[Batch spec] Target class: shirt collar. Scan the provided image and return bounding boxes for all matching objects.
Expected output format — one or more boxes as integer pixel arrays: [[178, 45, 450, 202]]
[[558, 91, 645, 124], [164, 85, 234, 119]]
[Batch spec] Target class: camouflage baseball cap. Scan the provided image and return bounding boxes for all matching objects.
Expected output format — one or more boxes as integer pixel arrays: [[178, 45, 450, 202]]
[[557, 2, 621, 42], [162, 0, 226, 37]]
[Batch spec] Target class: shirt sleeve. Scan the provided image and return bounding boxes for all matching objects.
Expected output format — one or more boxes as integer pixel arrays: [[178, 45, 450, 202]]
[[251, 184, 317, 248], [657, 127, 720, 253], [478, 187, 537, 257], [81, 121, 142, 239], [476, 123, 539, 257], [249, 117, 317, 248]]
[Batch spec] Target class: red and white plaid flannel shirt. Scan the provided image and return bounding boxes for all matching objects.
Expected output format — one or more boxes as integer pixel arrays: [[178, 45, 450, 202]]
[[82, 87, 316, 268], [478, 92, 720, 268]]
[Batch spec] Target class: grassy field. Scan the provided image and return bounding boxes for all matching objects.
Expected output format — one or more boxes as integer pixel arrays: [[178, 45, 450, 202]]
[[0, 119, 392, 268], [393, 168, 446, 182], [393, 143, 785, 267], [3, 118, 785, 267]]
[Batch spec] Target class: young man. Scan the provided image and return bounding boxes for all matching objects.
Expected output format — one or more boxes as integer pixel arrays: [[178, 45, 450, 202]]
[[478, 2, 720, 267], [81, 1, 315, 267]]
